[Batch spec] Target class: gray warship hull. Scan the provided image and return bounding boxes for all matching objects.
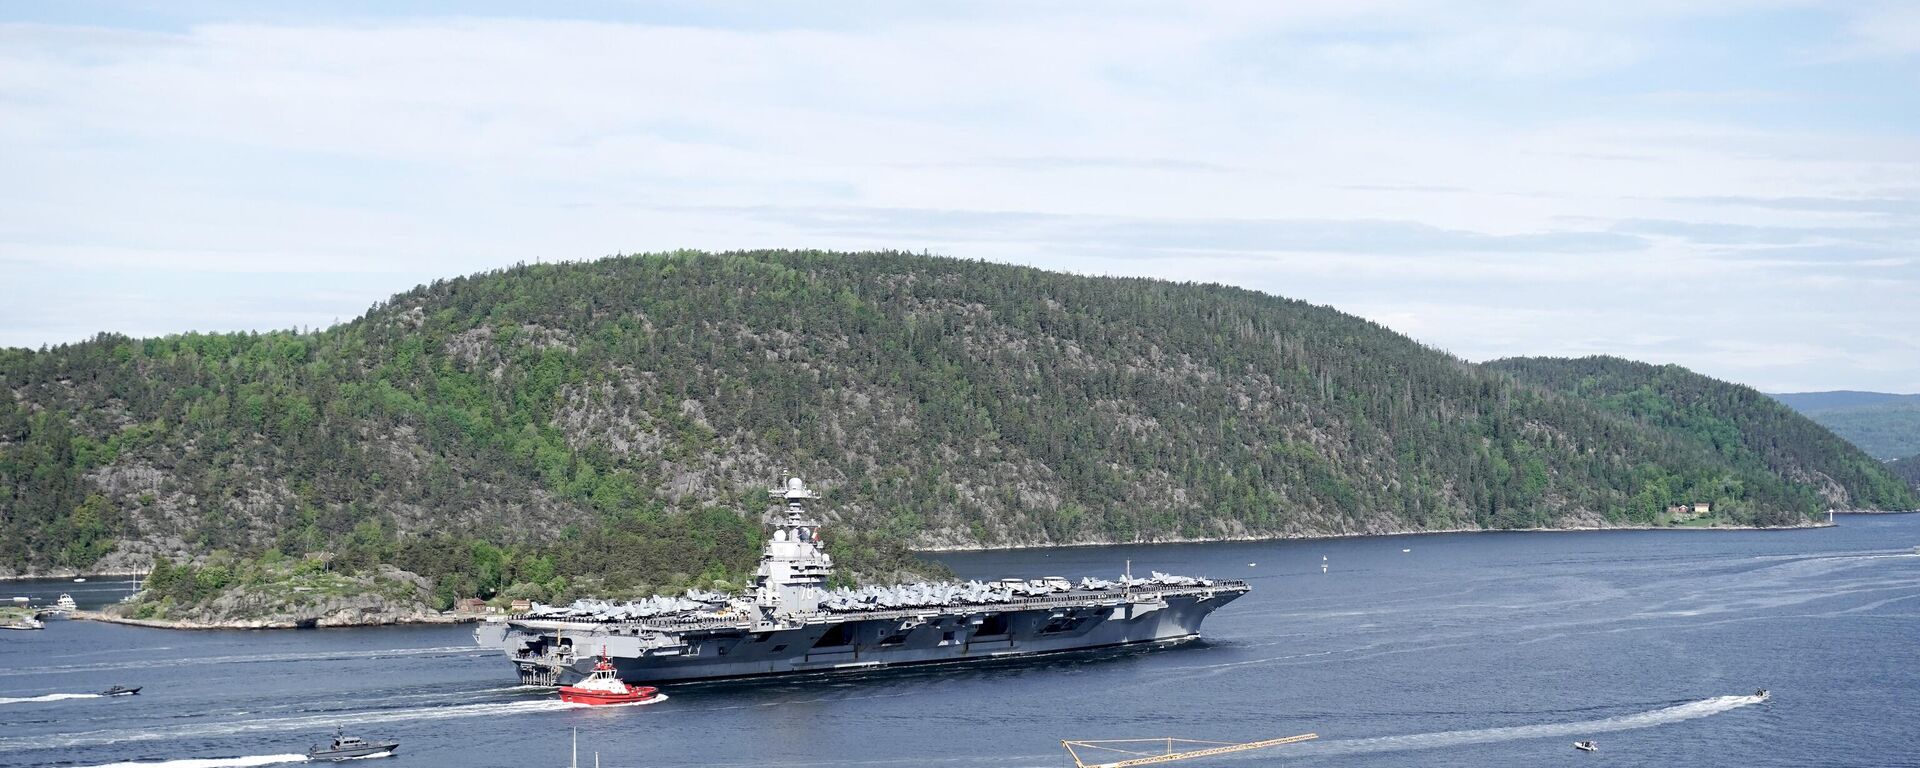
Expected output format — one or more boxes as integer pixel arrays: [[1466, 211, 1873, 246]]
[[477, 583, 1245, 685], [475, 475, 1252, 686]]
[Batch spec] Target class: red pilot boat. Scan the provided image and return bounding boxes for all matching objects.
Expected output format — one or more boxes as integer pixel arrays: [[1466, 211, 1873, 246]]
[[558, 650, 663, 706]]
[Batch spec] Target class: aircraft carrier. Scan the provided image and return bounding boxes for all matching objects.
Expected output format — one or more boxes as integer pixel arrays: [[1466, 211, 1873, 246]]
[[474, 477, 1249, 685]]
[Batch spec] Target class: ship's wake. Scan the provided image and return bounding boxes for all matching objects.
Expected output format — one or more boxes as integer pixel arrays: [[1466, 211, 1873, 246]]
[[71, 754, 309, 768], [0, 692, 101, 704], [1287, 694, 1768, 758], [0, 699, 573, 752], [0, 646, 482, 678]]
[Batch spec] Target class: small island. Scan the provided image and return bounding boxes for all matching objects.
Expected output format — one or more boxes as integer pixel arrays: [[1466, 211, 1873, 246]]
[[1, 605, 43, 629], [89, 554, 472, 630]]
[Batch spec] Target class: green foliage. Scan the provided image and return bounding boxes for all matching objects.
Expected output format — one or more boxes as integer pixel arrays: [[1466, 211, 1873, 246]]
[[126, 553, 430, 617], [1488, 356, 1918, 513], [143, 556, 222, 606], [2, 251, 1902, 598], [1785, 401, 1920, 461], [1889, 454, 1920, 493]]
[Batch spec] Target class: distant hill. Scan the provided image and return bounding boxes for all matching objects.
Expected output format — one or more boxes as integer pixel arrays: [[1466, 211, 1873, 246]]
[[5, 251, 1910, 602], [1771, 391, 1920, 412], [1770, 391, 1920, 460], [1488, 356, 1915, 513]]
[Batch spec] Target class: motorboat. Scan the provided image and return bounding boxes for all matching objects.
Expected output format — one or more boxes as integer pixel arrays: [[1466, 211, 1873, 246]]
[[1, 617, 43, 630], [1574, 741, 1598, 752], [1755, 689, 1770, 700], [557, 650, 664, 706], [307, 727, 399, 761], [99, 685, 141, 696]]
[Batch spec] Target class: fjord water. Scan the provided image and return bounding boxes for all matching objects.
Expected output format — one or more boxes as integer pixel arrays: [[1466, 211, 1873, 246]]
[[4, 516, 1918, 768]]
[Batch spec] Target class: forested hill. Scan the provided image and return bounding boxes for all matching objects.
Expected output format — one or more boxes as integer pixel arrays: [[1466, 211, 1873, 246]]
[[1487, 356, 1915, 513], [1768, 391, 1920, 461], [4, 251, 1908, 599]]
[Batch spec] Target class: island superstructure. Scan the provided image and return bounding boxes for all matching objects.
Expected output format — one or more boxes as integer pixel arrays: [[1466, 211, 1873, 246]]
[[474, 477, 1251, 685]]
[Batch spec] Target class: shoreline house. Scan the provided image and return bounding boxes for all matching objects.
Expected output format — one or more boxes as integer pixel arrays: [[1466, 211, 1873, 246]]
[[454, 597, 496, 614], [1665, 502, 1713, 519]]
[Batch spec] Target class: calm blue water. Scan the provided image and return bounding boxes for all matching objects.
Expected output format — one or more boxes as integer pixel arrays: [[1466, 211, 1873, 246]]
[[3, 516, 1918, 768]]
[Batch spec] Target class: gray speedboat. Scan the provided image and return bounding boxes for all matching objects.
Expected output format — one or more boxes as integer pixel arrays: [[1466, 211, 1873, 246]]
[[307, 727, 399, 761]]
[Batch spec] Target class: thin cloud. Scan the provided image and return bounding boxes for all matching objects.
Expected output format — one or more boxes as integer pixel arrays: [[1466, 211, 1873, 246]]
[[1666, 195, 1920, 216], [686, 205, 1649, 255], [1609, 218, 1920, 246], [0, 4, 1917, 390]]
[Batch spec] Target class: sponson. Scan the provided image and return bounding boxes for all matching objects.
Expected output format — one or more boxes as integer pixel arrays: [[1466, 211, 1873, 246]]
[[474, 476, 1249, 685]]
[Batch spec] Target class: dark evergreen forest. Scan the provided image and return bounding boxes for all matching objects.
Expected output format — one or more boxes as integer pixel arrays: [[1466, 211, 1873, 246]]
[[1889, 455, 1920, 492]]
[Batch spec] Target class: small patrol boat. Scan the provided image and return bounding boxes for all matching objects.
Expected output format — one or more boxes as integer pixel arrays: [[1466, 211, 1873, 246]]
[[99, 685, 141, 696], [307, 727, 399, 761], [1574, 740, 1598, 752], [557, 650, 662, 706]]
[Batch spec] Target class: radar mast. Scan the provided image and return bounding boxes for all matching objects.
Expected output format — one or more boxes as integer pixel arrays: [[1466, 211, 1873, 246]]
[[753, 476, 835, 615]]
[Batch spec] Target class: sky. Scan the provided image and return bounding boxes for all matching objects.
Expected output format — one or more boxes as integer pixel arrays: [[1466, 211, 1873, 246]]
[[3, 2, 1918, 393]]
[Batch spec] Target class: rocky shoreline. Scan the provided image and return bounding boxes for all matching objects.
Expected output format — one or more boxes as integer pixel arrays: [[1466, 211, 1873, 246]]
[[71, 609, 477, 630], [911, 518, 1843, 553], [81, 562, 481, 630], [0, 569, 145, 582], [20, 516, 1883, 628]]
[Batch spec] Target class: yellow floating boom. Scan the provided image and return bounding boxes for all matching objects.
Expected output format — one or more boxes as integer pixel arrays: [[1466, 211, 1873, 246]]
[[1061, 733, 1318, 768]]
